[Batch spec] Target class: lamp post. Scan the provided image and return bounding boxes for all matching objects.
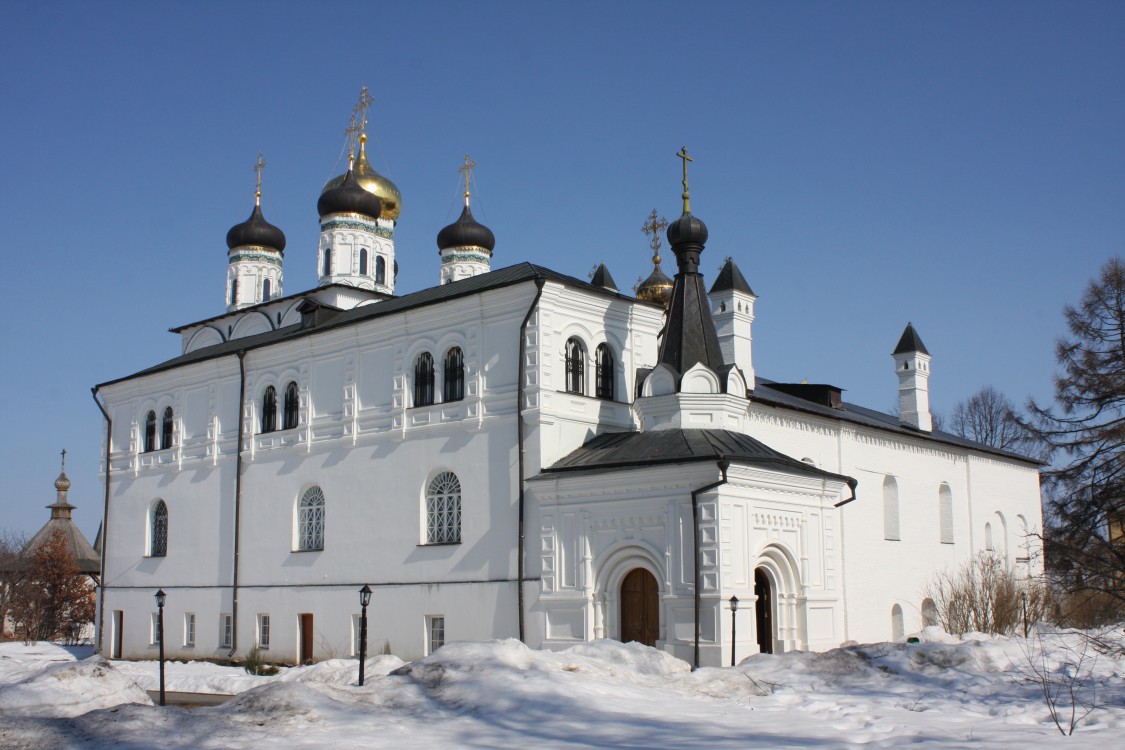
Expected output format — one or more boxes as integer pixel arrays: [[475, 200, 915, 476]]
[[729, 595, 740, 667], [155, 589, 166, 706], [358, 585, 372, 687]]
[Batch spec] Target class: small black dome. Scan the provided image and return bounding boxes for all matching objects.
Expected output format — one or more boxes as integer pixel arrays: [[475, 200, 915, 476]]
[[317, 169, 383, 219], [226, 204, 286, 253], [437, 204, 495, 253], [667, 211, 708, 248]]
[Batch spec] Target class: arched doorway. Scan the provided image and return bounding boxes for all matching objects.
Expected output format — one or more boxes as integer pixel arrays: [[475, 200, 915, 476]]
[[754, 568, 774, 654], [620, 568, 659, 646]]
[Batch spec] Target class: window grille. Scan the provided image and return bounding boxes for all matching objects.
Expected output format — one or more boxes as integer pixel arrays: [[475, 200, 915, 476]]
[[298, 486, 325, 551], [161, 407, 174, 449], [283, 382, 299, 430], [443, 347, 464, 402], [144, 411, 156, 453], [415, 352, 435, 407], [151, 500, 168, 557], [221, 614, 232, 648], [261, 386, 277, 433], [426, 472, 461, 544], [184, 613, 195, 647], [565, 338, 585, 394], [595, 343, 614, 400]]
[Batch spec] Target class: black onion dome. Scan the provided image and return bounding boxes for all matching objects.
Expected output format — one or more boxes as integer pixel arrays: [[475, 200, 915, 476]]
[[666, 211, 708, 248], [226, 204, 287, 253], [437, 204, 495, 253], [317, 169, 383, 219]]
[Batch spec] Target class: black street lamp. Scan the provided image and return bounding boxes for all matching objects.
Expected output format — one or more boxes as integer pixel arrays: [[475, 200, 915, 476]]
[[358, 585, 372, 687], [729, 595, 740, 667], [155, 589, 166, 706]]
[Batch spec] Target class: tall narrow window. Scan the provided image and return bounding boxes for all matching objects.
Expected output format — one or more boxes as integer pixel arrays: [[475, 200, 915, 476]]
[[595, 343, 615, 400], [161, 407, 174, 450], [220, 614, 233, 648], [230, 277, 238, 305], [376, 256, 386, 285], [883, 475, 900, 541], [258, 614, 271, 649], [323, 247, 332, 277], [891, 604, 904, 641], [283, 381, 300, 430], [150, 500, 168, 557], [184, 613, 196, 647], [261, 386, 277, 433], [359, 248, 368, 275], [427, 615, 445, 654], [565, 337, 585, 395], [414, 352, 435, 407], [938, 483, 954, 544], [144, 411, 156, 453], [443, 347, 464, 402], [297, 486, 325, 551], [426, 472, 461, 544], [263, 278, 271, 300]]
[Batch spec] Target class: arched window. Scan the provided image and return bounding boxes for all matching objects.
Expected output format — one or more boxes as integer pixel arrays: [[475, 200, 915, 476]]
[[426, 472, 461, 544], [283, 381, 299, 430], [595, 343, 615, 400], [414, 352, 435, 406], [261, 386, 277, 433], [565, 337, 585, 395], [921, 598, 938, 628], [359, 248, 368, 276], [883, 475, 900, 541], [161, 407, 174, 450], [891, 604, 904, 641], [263, 278, 271, 300], [150, 500, 168, 557], [443, 347, 464, 402], [323, 247, 332, 277], [143, 411, 156, 453], [938, 483, 954, 544], [984, 521, 994, 551], [230, 277, 238, 305], [297, 486, 325, 551], [375, 256, 386, 285]]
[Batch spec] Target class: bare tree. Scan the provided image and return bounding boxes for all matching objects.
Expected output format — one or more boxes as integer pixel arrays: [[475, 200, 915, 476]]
[[924, 551, 1048, 636], [0, 529, 30, 639], [1021, 257, 1125, 619], [949, 385, 1033, 453], [7, 530, 95, 643]]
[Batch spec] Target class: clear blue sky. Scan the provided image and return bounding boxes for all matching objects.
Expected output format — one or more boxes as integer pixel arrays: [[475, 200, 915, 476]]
[[1, 1, 1122, 540]]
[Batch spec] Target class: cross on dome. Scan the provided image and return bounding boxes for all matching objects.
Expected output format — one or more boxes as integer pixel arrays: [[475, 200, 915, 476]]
[[459, 154, 476, 206]]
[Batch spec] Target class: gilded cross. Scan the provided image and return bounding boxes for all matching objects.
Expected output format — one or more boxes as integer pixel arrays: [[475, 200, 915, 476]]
[[344, 113, 360, 162], [676, 146, 693, 213], [641, 209, 668, 264], [355, 85, 374, 132], [254, 152, 266, 205], [458, 154, 476, 205]]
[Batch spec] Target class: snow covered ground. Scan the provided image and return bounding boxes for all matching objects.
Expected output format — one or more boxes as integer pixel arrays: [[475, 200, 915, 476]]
[[0, 627, 1122, 748]]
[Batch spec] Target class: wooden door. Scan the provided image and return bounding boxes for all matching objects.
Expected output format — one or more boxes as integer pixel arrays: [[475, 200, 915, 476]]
[[299, 613, 314, 664], [620, 568, 659, 646], [754, 569, 773, 654]]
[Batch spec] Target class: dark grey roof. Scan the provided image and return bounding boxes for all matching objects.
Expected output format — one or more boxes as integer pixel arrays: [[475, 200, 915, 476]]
[[710, 258, 754, 296], [752, 378, 1040, 465], [101, 263, 648, 389], [541, 428, 853, 487], [590, 263, 617, 291], [893, 323, 929, 355], [168, 282, 385, 333]]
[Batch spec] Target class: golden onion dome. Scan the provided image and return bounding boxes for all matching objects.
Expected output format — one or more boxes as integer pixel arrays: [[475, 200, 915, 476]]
[[636, 262, 674, 306], [321, 134, 401, 222]]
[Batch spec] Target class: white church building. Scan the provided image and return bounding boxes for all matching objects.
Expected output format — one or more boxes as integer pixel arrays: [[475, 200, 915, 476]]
[[92, 101, 1042, 668]]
